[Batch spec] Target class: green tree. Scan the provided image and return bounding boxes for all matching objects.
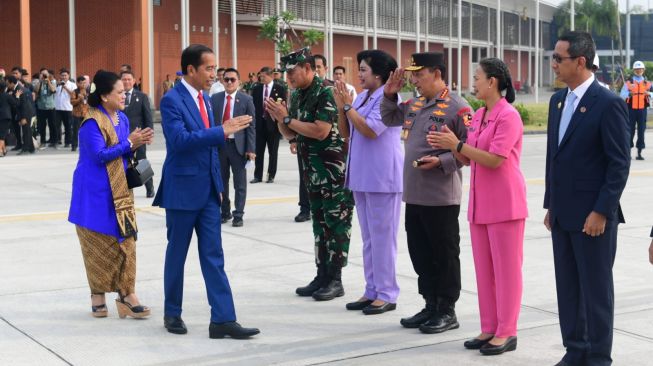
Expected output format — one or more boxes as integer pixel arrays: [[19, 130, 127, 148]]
[[258, 11, 324, 56]]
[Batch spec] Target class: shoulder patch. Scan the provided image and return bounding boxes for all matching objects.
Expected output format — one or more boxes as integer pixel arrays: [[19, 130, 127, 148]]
[[457, 106, 473, 117]]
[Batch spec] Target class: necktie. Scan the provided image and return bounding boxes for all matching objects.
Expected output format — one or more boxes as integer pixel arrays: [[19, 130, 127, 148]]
[[198, 92, 210, 128], [125, 91, 131, 106], [223, 95, 232, 125], [558, 91, 577, 145], [263, 84, 269, 117]]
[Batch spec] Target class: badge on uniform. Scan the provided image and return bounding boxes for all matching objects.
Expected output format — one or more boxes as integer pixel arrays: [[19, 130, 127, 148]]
[[401, 129, 410, 140], [557, 102, 562, 109], [433, 110, 445, 116], [436, 103, 449, 109], [580, 106, 587, 113], [413, 101, 424, 107]]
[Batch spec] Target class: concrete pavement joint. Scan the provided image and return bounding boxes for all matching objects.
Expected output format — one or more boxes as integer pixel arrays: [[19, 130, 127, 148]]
[[0, 315, 73, 366]]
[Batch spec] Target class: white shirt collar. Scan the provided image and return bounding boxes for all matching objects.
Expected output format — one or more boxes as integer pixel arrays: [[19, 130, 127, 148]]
[[568, 74, 595, 102], [181, 77, 200, 101], [125, 88, 134, 94], [225, 90, 238, 99]]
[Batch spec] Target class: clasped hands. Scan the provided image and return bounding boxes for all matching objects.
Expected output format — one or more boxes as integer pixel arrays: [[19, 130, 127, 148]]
[[264, 98, 289, 124], [127, 127, 155, 150]]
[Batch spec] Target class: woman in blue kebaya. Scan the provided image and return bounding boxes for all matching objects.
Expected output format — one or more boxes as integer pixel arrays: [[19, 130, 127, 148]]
[[69, 70, 154, 319]]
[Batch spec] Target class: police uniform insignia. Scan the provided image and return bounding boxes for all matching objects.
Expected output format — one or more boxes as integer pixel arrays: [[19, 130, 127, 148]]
[[437, 103, 449, 109], [410, 106, 421, 112], [403, 120, 413, 128], [463, 113, 473, 127], [401, 129, 410, 140], [414, 101, 424, 107], [419, 96, 425, 101], [428, 123, 438, 131], [580, 106, 587, 113], [433, 110, 446, 116]]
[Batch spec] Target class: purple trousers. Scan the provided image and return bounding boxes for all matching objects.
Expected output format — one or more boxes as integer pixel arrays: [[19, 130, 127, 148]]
[[353, 191, 401, 303]]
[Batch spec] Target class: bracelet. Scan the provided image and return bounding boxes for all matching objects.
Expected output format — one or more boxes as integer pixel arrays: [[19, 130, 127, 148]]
[[456, 141, 464, 152]]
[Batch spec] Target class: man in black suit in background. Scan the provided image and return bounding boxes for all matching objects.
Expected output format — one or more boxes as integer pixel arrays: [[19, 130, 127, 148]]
[[251, 67, 286, 184], [121, 70, 155, 197], [6, 75, 35, 155], [211, 68, 256, 227]]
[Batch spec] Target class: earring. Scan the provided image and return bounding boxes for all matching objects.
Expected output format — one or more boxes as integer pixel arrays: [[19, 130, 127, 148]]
[[102, 98, 107, 102]]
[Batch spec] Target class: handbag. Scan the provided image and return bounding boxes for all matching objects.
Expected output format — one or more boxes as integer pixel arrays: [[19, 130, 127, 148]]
[[126, 158, 154, 189]]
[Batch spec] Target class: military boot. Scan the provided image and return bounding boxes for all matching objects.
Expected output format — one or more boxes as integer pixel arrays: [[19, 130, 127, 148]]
[[400, 296, 437, 328], [312, 266, 344, 301], [419, 298, 460, 334], [295, 263, 326, 296]]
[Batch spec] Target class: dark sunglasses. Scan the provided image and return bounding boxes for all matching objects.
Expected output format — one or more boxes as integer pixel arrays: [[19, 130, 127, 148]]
[[223, 77, 238, 83], [552, 54, 579, 64]]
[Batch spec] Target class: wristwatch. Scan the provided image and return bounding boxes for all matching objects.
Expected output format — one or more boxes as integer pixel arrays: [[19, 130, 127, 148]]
[[456, 141, 464, 152], [343, 104, 352, 113], [283, 116, 292, 125]]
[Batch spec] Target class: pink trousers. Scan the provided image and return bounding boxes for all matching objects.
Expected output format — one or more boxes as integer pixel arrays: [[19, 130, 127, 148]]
[[469, 219, 525, 337]]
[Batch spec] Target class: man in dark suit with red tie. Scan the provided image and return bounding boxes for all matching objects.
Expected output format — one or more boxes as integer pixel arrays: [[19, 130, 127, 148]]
[[251, 67, 286, 184], [153, 44, 259, 339], [544, 32, 630, 366], [210, 68, 256, 227]]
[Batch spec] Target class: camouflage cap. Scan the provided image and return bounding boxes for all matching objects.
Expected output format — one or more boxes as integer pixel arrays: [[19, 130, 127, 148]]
[[280, 47, 311, 72]]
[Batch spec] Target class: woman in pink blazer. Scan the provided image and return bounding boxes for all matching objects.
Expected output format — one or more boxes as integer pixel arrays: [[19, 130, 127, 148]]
[[428, 58, 527, 356]]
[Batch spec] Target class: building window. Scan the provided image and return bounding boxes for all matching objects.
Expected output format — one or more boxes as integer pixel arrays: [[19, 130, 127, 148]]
[[154, 0, 161, 6]]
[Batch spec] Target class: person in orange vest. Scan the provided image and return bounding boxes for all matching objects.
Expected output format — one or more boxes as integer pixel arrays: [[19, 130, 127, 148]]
[[620, 60, 652, 160]]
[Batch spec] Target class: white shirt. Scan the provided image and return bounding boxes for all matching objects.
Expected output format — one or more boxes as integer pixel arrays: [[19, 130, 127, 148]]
[[566, 74, 595, 112], [345, 82, 358, 100], [181, 77, 201, 111], [124, 88, 135, 105], [55, 80, 77, 111], [261, 80, 274, 101], [209, 81, 225, 96]]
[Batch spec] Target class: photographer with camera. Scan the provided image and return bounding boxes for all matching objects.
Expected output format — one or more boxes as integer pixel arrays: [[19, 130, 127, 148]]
[[34, 68, 57, 147], [55, 68, 76, 148]]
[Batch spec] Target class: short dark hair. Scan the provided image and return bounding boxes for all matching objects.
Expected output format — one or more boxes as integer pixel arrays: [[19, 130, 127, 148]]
[[60, 68, 70, 75], [20, 68, 28, 76], [558, 31, 595, 70], [120, 70, 135, 78], [6, 75, 18, 85], [223, 67, 240, 79], [259, 66, 273, 75], [76, 76, 86, 82], [181, 44, 214, 75], [356, 50, 398, 84], [333, 66, 346, 73], [479, 58, 516, 103], [88, 70, 120, 107], [11, 66, 21, 73], [48, 69, 55, 75], [313, 54, 327, 67], [39, 67, 47, 73], [120, 64, 132, 71], [297, 55, 317, 71], [217, 67, 226, 73]]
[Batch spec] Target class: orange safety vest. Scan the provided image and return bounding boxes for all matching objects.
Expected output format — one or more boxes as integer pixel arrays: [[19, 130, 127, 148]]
[[626, 79, 652, 110]]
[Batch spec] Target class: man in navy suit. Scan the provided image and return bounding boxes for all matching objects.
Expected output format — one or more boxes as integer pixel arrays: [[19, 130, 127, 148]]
[[544, 32, 630, 366], [210, 68, 256, 227], [153, 44, 259, 339]]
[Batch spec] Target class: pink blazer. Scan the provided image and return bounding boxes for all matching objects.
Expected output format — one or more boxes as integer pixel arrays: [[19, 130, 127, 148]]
[[466, 97, 528, 224]]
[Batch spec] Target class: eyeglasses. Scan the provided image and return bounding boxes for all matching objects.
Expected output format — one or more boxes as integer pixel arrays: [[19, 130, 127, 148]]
[[552, 54, 579, 64], [223, 77, 238, 83]]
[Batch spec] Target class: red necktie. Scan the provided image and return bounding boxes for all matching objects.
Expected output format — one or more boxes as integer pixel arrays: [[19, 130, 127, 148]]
[[198, 92, 210, 128], [222, 95, 232, 125]]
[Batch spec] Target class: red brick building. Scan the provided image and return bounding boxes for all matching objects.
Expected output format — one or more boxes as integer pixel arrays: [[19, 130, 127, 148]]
[[0, 0, 555, 107]]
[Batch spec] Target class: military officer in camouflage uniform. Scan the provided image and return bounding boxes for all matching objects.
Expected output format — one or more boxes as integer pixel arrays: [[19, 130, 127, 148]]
[[272, 68, 288, 90], [265, 48, 354, 301], [382, 52, 472, 334], [240, 72, 258, 95]]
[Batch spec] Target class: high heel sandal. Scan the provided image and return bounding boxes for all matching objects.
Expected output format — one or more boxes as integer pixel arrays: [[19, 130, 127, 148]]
[[91, 294, 108, 318], [115, 294, 151, 319]]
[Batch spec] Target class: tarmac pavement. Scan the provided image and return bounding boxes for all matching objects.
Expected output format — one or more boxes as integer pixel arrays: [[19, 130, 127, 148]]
[[0, 128, 652, 366]]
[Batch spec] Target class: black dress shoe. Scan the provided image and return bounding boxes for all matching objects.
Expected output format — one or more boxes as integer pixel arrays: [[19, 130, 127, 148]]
[[221, 213, 233, 224], [10, 146, 21, 151], [463, 337, 492, 349], [209, 321, 260, 339], [250, 178, 262, 183], [232, 217, 243, 227], [419, 312, 459, 334], [636, 155, 645, 160], [362, 302, 396, 315], [294, 212, 311, 222], [312, 280, 344, 301], [266, 177, 274, 183], [400, 306, 435, 328], [345, 299, 373, 310], [146, 190, 155, 198], [164, 316, 187, 334], [479, 336, 517, 355]]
